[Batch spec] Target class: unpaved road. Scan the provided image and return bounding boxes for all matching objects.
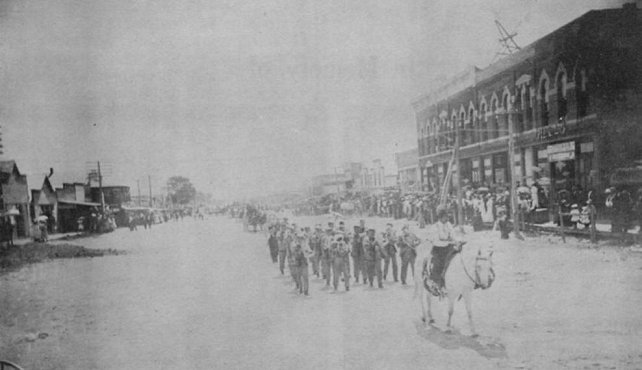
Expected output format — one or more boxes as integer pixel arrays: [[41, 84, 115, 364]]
[[1, 216, 642, 369]]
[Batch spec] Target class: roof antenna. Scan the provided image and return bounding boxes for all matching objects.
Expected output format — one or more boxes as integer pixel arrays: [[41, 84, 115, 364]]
[[493, 20, 521, 62]]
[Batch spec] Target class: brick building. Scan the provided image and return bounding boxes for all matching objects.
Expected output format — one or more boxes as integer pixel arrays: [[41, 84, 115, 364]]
[[413, 3, 642, 210]]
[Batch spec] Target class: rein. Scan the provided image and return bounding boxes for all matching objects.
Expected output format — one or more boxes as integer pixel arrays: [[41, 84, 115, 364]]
[[460, 252, 491, 288], [460, 252, 479, 286]]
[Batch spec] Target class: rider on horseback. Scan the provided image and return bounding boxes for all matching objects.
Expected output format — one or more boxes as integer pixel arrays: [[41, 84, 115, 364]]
[[430, 208, 463, 296]]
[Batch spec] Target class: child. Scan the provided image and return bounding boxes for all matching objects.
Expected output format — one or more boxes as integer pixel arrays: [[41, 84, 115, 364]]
[[493, 210, 510, 239]]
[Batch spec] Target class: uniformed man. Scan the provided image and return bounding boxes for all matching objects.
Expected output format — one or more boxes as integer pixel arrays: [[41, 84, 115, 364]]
[[399, 224, 420, 285], [330, 234, 350, 291], [277, 225, 288, 275], [293, 235, 310, 296], [285, 227, 300, 291], [382, 223, 398, 282], [310, 225, 324, 277], [268, 226, 279, 263], [321, 227, 334, 287], [362, 228, 384, 288], [351, 225, 365, 283]]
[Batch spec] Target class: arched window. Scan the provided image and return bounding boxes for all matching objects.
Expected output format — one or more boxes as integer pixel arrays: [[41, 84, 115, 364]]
[[524, 84, 532, 130], [480, 102, 487, 142], [556, 68, 568, 123], [539, 73, 550, 126], [490, 97, 499, 139], [499, 93, 509, 136], [469, 107, 475, 143], [575, 67, 588, 118]]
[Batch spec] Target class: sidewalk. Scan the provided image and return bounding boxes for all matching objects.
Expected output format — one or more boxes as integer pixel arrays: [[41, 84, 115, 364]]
[[11, 232, 84, 247]]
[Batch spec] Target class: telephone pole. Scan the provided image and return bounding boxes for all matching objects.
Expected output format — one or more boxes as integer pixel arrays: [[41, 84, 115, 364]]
[[508, 98, 524, 240], [97, 161, 105, 213], [454, 120, 463, 231], [137, 179, 141, 207], [148, 175, 153, 208]]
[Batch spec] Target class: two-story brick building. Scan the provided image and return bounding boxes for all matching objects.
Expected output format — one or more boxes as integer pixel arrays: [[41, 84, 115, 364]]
[[413, 3, 642, 210]]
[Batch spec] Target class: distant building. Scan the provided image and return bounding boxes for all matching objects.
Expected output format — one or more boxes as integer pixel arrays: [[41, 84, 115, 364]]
[[31, 176, 58, 233], [395, 148, 419, 193], [56, 183, 100, 233], [90, 185, 131, 226], [358, 159, 388, 192], [0, 160, 31, 237], [310, 173, 348, 196]]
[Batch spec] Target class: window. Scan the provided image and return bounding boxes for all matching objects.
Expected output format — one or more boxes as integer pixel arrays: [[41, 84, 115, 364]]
[[469, 108, 476, 143], [556, 70, 567, 123], [499, 93, 509, 136], [490, 98, 498, 139], [524, 85, 532, 130], [480, 103, 487, 142], [515, 87, 524, 133], [540, 78, 549, 126], [576, 68, 588, 118]]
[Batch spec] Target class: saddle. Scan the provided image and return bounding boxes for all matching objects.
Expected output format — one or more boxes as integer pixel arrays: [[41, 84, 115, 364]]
[[422, 246, 459, 297]]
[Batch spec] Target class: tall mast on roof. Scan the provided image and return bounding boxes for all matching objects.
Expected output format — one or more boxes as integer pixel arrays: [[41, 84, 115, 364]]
[[493, 20, 521, 61]]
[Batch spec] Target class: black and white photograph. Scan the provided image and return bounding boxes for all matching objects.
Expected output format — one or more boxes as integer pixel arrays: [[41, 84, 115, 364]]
[[1, 0, 642, 369]]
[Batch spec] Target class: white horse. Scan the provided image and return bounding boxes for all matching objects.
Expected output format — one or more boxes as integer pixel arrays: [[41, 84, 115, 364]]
[[414, 241, 495, 337]]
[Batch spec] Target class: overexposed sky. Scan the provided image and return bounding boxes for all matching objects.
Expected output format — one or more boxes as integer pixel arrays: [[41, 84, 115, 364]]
[[0, 0, 630, 198]]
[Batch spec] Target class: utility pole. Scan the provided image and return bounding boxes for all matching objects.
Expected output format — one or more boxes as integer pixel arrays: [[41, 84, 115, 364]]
[[137, 179, 141, 207], [508, 97, 524, 240], [454, 120, 463, 231], [148, 175, 153, 208], [97, 161, 105, 213]]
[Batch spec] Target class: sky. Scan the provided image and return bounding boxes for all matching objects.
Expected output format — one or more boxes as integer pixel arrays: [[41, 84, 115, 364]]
[[0, 0, 632, 199]]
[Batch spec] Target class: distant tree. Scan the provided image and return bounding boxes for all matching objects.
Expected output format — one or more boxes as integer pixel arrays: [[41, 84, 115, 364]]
[[167, 176, 197, 205]]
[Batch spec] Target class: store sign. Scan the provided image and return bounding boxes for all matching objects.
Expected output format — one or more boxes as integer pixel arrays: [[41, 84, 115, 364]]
[[580, 142, 594, 153], [547, 141, 575, 162], [549, 151, 575, 162], [536, 123, 567, 141]]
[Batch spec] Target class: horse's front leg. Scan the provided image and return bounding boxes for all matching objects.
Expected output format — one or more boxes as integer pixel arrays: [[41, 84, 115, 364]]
[[446, 294, 455, 333], [425, 293, 434, 324], [463, 290, 477, 337]]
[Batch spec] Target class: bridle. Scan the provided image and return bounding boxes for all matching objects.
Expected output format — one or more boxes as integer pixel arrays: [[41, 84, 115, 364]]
[[460, 250, 495, 289]]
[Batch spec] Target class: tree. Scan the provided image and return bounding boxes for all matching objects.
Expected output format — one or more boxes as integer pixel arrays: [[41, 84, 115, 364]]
[[167, 176, 197, 206]]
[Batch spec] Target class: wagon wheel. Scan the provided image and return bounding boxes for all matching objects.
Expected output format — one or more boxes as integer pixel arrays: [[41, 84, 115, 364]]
[[0, 360, 24, 370]]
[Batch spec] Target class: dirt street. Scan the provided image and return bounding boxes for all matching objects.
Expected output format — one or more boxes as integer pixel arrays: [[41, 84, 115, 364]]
[[1, 216, 642, 369]]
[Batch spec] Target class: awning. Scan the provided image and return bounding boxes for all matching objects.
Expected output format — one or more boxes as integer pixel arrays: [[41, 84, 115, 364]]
[[58, 199, 101, 207]]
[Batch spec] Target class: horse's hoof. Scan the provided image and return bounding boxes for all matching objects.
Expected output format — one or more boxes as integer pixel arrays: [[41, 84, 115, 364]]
[[429, 319, 435, 325], [471, 333, 479, 338], [421, 317, 426, 323], [445, 328, 453, 334]]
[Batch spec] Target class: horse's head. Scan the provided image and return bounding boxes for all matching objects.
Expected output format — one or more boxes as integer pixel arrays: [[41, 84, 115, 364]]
[[474, 247, 495, 289]]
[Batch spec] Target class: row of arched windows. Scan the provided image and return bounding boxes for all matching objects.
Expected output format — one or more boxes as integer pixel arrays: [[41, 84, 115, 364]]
[[419, 62, 589, 155]]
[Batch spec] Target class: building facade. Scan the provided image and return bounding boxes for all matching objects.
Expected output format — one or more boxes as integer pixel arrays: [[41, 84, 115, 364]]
[[413, 4, 642, 209], [395, 148, 419, 193], [0, 160, 31, 237]]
